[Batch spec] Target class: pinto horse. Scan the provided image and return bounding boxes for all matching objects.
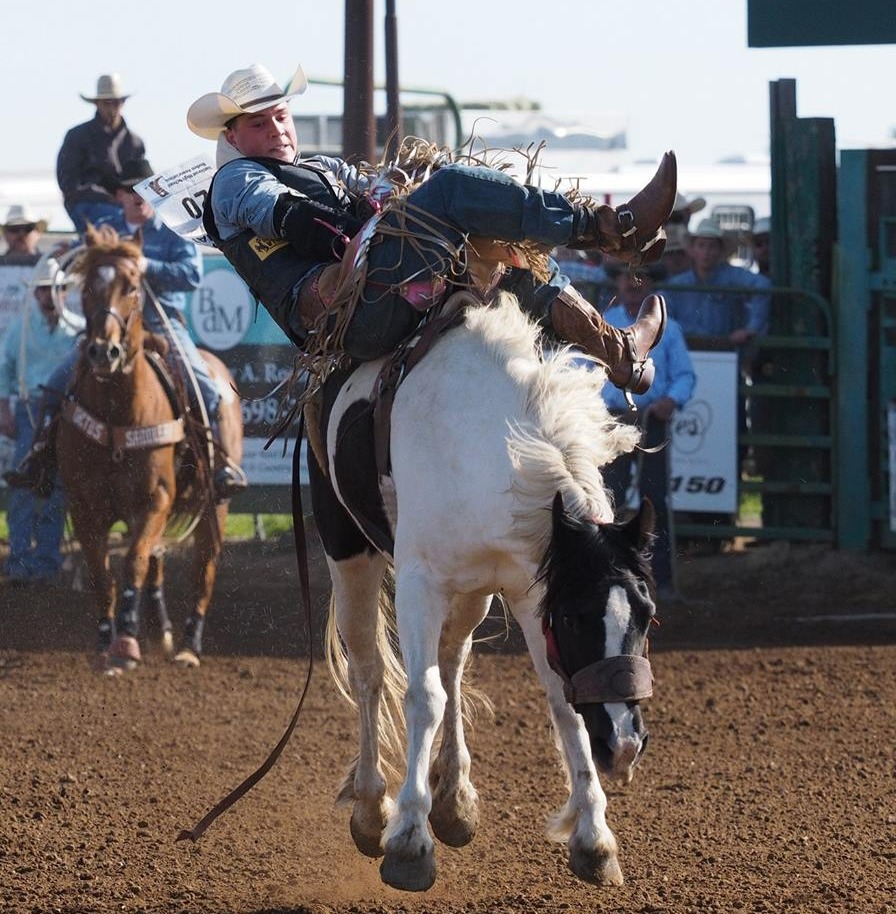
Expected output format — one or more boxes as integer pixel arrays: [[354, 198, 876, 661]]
[[57, 225, 243, 673], [310, 292, 657, 892]]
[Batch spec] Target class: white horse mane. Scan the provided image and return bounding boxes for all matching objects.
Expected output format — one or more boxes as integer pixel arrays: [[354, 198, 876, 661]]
[[463, 292, 641, 550]]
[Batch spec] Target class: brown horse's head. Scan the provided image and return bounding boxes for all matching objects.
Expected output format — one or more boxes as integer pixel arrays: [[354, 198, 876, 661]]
[[75, 224, 146, 375]]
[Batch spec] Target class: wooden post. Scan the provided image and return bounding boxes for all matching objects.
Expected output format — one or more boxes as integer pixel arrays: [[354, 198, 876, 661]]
[[383, 0, 403, 161], [343, 0, 375, 162]]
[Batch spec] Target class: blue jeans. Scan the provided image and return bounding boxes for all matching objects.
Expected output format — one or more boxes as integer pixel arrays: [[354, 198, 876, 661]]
[[44, 309, 221, 424], [602, 413, 674, 589], [344, 164, 575, 360], [143, 308, 221, 422], [5, 400, 66, 579], [66, 200, 123, 236]]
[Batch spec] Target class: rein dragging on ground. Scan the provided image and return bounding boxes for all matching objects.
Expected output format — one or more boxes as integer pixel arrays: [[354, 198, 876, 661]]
[[176, 410, 315, 843]]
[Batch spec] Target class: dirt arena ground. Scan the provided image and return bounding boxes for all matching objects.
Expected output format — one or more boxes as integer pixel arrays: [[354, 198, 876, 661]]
[[1, 530, 895, 914]]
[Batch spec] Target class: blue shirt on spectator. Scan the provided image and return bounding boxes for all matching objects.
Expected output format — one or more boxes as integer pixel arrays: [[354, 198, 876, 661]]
[[663, 262, 771, 338], [0, 302, 83, 401]]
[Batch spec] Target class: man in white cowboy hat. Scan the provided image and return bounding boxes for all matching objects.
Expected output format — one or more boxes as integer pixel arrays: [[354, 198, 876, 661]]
[[664, 218, 770, 343], [1, 205, 48, 350], [0, 257, 82, 583], [56, 73, 146, 235], [661, 192, 707, 277], [2, 205, 47, 258], [186, 63, 678, 396]]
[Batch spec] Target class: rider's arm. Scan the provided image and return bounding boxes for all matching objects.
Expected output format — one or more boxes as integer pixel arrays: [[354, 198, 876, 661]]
[[56, 125, 87, 198], [142, 224, 202, 296], [210, 159, 288, 240]]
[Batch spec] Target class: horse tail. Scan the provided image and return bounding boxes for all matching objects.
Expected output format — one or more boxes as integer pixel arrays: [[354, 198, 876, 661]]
[[325, 564, 408, 791]]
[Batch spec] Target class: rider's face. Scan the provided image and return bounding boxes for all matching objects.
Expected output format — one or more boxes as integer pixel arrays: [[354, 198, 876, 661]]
[[225, 103, 297, 162]]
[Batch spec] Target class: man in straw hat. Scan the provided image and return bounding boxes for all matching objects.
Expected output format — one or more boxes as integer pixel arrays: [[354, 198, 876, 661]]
[[186, 63, 678, 396], [57, 74, 146, 234], [2, 205, 47, 258], [0, 257, 82, 583]]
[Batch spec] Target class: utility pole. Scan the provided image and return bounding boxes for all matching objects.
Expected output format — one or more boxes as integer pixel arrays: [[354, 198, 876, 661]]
[[384, 0, 403, 160], [343, 0, 375, 162]]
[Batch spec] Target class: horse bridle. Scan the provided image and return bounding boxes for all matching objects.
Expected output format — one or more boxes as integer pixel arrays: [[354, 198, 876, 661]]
[[83, 304, 140, 375], [542, 612, 653, 705]]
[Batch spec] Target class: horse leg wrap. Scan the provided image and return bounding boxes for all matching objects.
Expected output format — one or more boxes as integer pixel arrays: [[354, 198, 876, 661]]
[[183, 613, 205, 656], [117, 588, 142, 639], [97, 618, 115, 653], [146, 586, 172, 633]]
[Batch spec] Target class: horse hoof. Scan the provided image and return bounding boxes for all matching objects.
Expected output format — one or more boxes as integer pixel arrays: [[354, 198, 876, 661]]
[[568, 845, 624, 886], [429, 784, 479, 847], [350, 809, 387, 858], [161, 630, 175, 659], [380, 848, 437, 893], [108, 636, 141, 672], [173, 648, 201, 669]]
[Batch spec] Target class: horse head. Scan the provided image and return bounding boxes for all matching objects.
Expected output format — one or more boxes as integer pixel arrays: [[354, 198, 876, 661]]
[[76, 224, 146, 376], [539, 492, 656, 784]]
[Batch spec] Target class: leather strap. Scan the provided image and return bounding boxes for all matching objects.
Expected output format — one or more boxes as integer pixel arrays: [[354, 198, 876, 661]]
[[62, 400, 184, 455]]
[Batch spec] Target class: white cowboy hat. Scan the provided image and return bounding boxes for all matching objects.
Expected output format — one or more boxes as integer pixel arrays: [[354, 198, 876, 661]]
[[32, 257, 74, 288], [187, 63, 308, 140], [2, 204, 48, 233], [672, 192, 707, 218], [80, 73, 130, 103], [690, 218, 724, 240]]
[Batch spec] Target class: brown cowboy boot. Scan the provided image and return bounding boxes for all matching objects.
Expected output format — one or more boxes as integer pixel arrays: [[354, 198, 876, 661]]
[[3, 419, 58, 498], [550, 287, 666, 397], [213, 453, 248, 502], [567, 151, 677, 267]]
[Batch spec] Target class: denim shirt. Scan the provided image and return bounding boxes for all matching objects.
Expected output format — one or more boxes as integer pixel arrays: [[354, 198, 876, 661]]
[[599, 305, 696, 414], [100, 212, 202, 313], [0, 304, 83, 399], [663, 263, 771, 338], [211, 155, 369, 242]]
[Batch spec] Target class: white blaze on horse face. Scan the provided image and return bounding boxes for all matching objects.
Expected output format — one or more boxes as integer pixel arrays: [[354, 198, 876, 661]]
[[95, 264, 116, 293], [603, 584, 643, 780]]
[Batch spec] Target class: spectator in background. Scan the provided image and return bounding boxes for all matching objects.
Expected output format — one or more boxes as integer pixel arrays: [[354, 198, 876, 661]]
[[751, 216, 771, 276], [600, 263, 696, 601], [56, 74, 146, 235], [664, 218, 771, 349], [2, 205, 45, 258], [0, 258, 83, 584], [661, 193, 705, 278], [661, 226, 691, 278], [1, 206, 47, 345]]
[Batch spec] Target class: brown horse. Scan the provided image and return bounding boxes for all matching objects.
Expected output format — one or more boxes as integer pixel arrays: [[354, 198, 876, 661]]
[[57, 225, 243, 673]]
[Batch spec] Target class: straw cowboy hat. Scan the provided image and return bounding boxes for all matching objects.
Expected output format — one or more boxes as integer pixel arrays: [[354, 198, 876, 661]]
[[2, 204, 48, 233], [80, 73, 130, 103], [690, 218, 724, 240], [668, 192, 706, 224], [32, 257, 74, 288], [187, 63, 308, 140]]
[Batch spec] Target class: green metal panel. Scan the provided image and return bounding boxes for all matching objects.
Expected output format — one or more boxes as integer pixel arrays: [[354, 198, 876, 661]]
[[748, 0, 896, 47], [762, 81, 837, 537]]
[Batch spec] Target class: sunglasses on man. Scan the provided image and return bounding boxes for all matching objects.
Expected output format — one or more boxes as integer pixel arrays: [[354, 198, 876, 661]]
[[5, 224, 37, 234]]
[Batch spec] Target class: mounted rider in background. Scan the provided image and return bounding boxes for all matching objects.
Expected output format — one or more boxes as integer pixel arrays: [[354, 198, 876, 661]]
[[5, 160, 247, 502]]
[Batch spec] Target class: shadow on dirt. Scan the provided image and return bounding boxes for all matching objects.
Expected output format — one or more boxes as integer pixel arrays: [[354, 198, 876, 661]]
[[2, 532, 895, 659]]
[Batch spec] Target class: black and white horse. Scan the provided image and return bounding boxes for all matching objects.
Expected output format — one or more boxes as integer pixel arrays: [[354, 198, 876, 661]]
[[309, 292, 657, 892]]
